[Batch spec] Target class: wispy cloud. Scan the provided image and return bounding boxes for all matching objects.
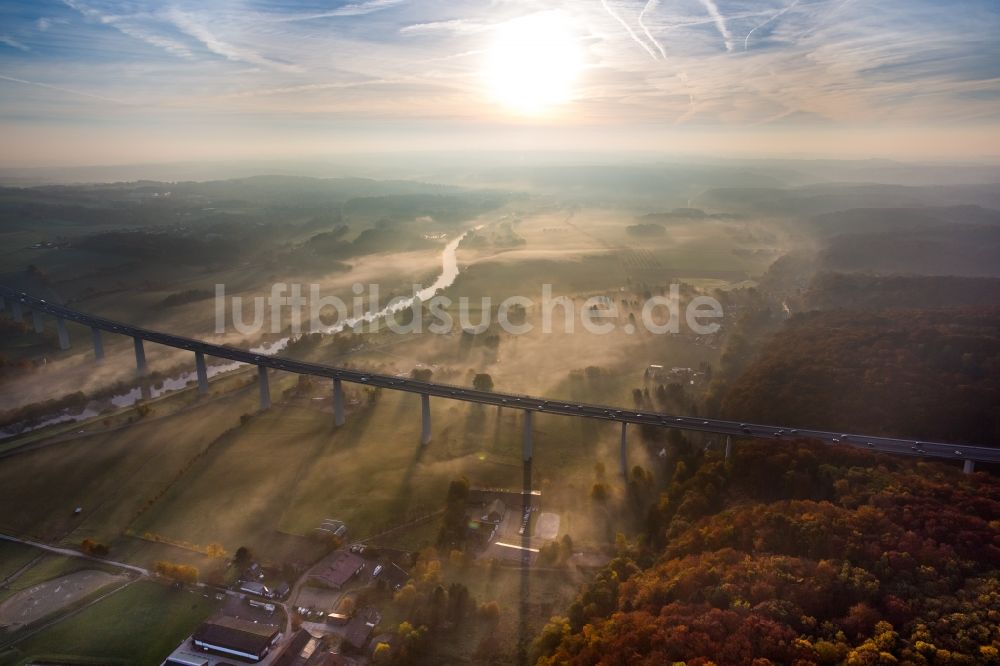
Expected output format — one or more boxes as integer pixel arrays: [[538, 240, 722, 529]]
[[744, 0, 800, 51], [273, 0, 406, 22], [0, 35, 30, 52], [61, 0, 194, 59], [639, 0, 667, 60], [600, 0, 659, 61], [0, 72, 128, 104], [165, 8, 297, 71], [698, 0, 734, 52], [399, 19, 488, 35]]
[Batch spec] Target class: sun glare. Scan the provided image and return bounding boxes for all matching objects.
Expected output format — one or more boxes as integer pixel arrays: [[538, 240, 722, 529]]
[[485, 12, 583, 116]]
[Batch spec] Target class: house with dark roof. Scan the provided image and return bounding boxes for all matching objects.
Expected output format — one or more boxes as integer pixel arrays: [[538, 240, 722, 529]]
[[192, 616, 281, 662], [380, 563, 410, 591], [344, 607, 382, 651], [308, 550, 365, 590], [161, 649, 209, 666], [239, 581, 272, 598], [271, 630, 335, 666], [481, 498, 506, 524]]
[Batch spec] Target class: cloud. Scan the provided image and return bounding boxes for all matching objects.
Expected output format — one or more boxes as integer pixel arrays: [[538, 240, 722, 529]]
[[0, 35, 30, 51], [400, 19, 488, 35], [166, 8, 297, 71], [698, 0, 734, 52], [639, 0, 667, 60], [600, 0, 659, 60], [744, 0, 801, 51], [112, 20, 194, 59], [273, 0, 406, 22], [61, 0, 194, 59], [0, 73, 129, 104]]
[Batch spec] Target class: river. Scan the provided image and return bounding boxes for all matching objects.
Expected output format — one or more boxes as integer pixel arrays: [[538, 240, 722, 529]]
[[0, 232, 469, 439]]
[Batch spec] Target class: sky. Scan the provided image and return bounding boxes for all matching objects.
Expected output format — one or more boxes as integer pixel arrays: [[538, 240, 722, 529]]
[[0, 0, 998, 167]]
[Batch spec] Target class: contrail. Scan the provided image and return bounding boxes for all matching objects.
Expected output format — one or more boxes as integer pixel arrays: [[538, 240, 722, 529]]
[[638, 0, 667, 59], [744, 0, 800, 51], [0, 73, 129, 105], [600, 0, 658, 60], [698, 0, 734, 52]]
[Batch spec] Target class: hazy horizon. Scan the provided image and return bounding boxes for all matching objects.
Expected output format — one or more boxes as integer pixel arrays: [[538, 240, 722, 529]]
[[1, 0, 999, 167]]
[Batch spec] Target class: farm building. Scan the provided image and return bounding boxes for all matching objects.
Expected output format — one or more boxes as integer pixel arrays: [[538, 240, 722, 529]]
[[344, 607, 382, 651], [161, 649, 210, 666], [308, 550, 365, 589], [239, 581, 272, 598], [192, 616, 281, 662], [271, 629, 337, 666], [480, 498, 506, 523], [380, 563, 410, 591]]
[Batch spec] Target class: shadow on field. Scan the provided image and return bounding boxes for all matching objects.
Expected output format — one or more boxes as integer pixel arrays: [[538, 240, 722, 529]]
[[518, 457, 533, 666]]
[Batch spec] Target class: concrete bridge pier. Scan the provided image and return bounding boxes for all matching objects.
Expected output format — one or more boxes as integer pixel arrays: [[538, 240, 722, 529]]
[[133, 337, 148, 376], [725, 435, 732, 460], [620, 421, 628, 478], [32, 310, 45, 333], [91, 327, 104, 360], [258, 365, 271, 411], [56, 317, 70, 350], [963, 459, 975, 474], [11, 300, 23, 323], [332, 378, 345, 427], [420, 393, 431, 445], [195, 352, 208, 395], [522, 410, 534, 462]]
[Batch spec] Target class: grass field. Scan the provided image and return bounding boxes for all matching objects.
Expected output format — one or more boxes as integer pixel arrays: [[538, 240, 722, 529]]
[[0, 386, 261, 545], [129, 401, 337, 564], [0, 544, 37, 587], [125, 378, 650, 562], [128, 391, 529, 558], [0, 581, 219, 666]]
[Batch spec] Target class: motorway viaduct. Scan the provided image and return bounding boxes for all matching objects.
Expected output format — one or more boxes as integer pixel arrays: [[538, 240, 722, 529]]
[[2, 287, 998, 474]]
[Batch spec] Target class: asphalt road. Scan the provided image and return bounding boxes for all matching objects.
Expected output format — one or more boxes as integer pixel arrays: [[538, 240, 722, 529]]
[[3, 287, 998, 466]]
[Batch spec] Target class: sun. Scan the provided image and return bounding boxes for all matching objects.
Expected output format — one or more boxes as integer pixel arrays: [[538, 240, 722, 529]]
[[485, 12, 584, 116]]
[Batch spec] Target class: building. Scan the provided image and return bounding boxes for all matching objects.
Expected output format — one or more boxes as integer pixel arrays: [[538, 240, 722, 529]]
[[644, 364, 666, 381], [192, 616, 281, 662], [247, 598, 277, 616], [273, 582, 291, 600], [161, 649, 210, 666], [308, 550, 365, 590], [239, 581, 272, 598], [316, 519, 348, 539], [271, 630, 336, 666], [344, 607, 382, 651], [241, 563, 263, 581], [481, 498, 506, 524], [326, 593, 356, 625], [466, 519, 498, 550], [380, 563, 410, 591]]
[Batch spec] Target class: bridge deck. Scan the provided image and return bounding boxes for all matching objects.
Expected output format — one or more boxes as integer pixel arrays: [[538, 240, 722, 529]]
[[2, 287, 998, 466]]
